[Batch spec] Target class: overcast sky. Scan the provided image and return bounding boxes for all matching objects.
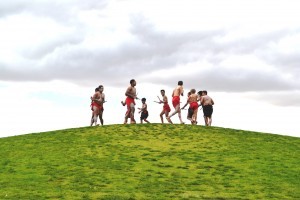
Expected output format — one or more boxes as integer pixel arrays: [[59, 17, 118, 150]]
[[1, 0, 300, 138]]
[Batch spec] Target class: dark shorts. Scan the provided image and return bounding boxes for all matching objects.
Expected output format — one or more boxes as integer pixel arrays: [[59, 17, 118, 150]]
[[203, 105, 213, 117], [141, 111, 149, 120], [188, 108, 194, 118]]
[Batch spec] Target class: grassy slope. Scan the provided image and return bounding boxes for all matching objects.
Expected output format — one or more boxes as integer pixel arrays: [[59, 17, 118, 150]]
[[0, 124, 299, 200]]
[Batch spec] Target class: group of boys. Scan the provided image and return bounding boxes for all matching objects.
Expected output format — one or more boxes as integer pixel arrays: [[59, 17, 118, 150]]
[[90, 79, 214, 126], [162, 81, 214, 126]]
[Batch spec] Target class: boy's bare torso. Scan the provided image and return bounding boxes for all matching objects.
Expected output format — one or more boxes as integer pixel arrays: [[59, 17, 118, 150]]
[[172, 86, 183, 97]]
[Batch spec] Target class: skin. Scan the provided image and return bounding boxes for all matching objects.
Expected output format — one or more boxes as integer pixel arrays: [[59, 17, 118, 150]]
[[200, 92, 214, 126], [98, 86, 105, 125], [167, 83, 184, 124], [159, 90, 172, 124], [90, 90, 101, 126], [139, 101, 150, 124], [124, 80, 137, 124]]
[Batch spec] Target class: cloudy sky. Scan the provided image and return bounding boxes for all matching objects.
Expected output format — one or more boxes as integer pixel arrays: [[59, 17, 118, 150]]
[[1, 0, 300, 138]]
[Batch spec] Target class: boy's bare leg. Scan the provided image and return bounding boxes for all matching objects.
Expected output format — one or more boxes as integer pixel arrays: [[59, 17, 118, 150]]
[[124, 111, 129, 124], [92, 107, 99, 126], [192, 109, 198, 125], [99, 110, 104, 125], [90, 115, 94, 126], [124, 117, 128, 124], [160, 110, 164, 123], [144, 119, 150, 123], [208, 117, 212, 126], [164, 111, 172, 124], [130, 103, 136, 124], [205, 117, 209, 126], [167, 108, 179, 122], [175, 105, 184, 124]]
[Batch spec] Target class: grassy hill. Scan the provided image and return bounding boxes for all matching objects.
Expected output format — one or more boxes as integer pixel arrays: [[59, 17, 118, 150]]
[[0, 124, 299, 199]]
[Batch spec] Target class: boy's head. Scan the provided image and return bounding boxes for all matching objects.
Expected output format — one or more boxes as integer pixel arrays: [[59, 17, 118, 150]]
[[160, 89, 165, 95], [130, 79, 136, 86], [95, 87, 99, 92], [141, 98, 146, 102], [190, 89, 196, 94], [198, 91, 203, 96], [187, 92, 191, 96], [98, 85, 104, 91], [178, 81, 183, 86]]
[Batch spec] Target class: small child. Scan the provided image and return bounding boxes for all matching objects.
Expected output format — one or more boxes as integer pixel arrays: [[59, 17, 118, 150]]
[[138, 98, 150, 124]]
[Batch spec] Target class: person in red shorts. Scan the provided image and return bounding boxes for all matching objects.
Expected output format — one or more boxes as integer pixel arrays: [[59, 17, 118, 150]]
[[123, 79, 138, 124], [158, 89, 173, 124], [90, 87, 101, 126], [188, 89, 199, 125], [181, 91, 193, 123], [167, 81, 184, 124]]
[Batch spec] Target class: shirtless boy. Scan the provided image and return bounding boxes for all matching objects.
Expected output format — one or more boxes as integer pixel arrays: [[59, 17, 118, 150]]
[[167, 81, 184, 124], [97, 85, 105, 125], [124, 79, 138, 124], [182, 89, 199, 124], [181, 92, 192, 122], [138, 98, 150, 124], [189, 89, 199, 124], [90, 87, 101, 126], [200, 90, 214, 126], [158, 90, 172, 124]]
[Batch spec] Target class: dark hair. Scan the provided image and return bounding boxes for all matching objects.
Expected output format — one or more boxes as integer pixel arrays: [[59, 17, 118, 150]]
[[161, 89, 165, 93], [203, 90, 208, 95], [98, 85, 103, 89], [95, 87, 99, 91], [198, 91, 203, 95], [130, 79, 135, 84], [178, 81, 183, 85], [142, 98, 146, 101], [190, 89, 196, 94]]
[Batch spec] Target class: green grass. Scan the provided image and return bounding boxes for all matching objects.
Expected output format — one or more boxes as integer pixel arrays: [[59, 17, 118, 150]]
[[0, 124, 299, 199]]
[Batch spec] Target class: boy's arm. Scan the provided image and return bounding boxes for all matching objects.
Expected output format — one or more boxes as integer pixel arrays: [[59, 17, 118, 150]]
[[101, 93, 105, 103], [200, 97, 204, 106], [91, 93, 99, 101], [181, 102, 188, 109], [181, 97, 189, 109]]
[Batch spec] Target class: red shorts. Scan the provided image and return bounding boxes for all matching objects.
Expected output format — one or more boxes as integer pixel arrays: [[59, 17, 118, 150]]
[[172, 96, 180, 108], [163, 103, 171, 112], [190, 102, 198, 110], [125, 97, 135, 117], [125, 97, 135, 106], [91, 102, 103, 111]]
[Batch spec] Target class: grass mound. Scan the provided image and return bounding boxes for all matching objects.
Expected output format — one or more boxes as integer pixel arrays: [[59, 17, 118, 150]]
[[0, 124, 299, 199]]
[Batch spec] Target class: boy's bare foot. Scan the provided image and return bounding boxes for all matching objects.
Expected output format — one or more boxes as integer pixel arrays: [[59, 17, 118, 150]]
[[121, 101, 125, 106], [166, 117, 173, 124]]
